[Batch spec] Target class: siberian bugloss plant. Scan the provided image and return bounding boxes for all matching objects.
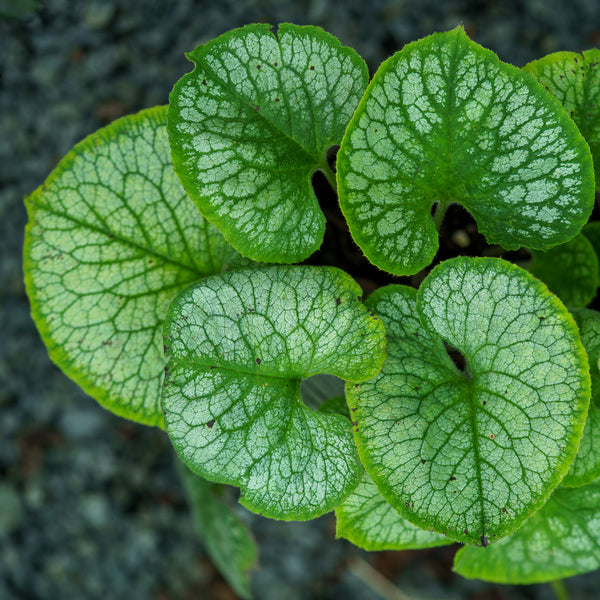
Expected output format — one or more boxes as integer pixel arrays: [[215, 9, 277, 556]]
[[23, 22, 600, 597]]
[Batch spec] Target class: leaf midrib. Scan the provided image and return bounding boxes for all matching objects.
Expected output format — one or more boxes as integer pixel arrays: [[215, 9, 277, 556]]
[[196, 53, 332, 175], [29, 199, 206, 277], [170, 356, 299, 382], [466, 374, 487, 543]]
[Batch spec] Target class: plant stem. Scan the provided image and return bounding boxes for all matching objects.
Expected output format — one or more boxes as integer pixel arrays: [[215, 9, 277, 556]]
[[550, 580, 570, 600], [321, 163, 338, 192], [347, 557, 414, 600], [433, 200, 447, 231]]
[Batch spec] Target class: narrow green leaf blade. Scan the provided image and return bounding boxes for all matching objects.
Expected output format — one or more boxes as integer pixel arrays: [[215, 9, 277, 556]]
[[562, 308, 600, 487], [529, 233, 599, 307], [454, 481, 600, 583], [524, 49, 600, 190], [348, 258, 590, 546], [162, 265, 387, 520], [168, 23, 369, 263], [24, 107, 246, 427], [335, 471, 452, 551], [337, 27, 595, 276], [177, 462, 257, 600]]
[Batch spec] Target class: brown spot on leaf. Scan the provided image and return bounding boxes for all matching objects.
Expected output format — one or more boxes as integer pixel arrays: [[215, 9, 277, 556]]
[[206, 420, 215, 428]]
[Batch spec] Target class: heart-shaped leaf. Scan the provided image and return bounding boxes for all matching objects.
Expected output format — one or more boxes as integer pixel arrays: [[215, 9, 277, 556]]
[[24, 107, 246, 427], [337, 27, 595, 276], [168, 23, 368, 263], [453, 480, 600, 583], [162, 265, 387, 520], [327, 381, 451, 551], [562, 308, 600, 487], [335, 471, 452, 551], [524, 49, 600, 190], [348, 257, 590, 546], [529, 233, 599, 308]]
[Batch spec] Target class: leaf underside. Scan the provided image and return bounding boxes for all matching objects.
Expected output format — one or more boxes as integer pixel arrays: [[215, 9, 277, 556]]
[[162, 265, 387, 520], [348, 257, 590, 546], [24, 107, 246, 427], [524, 49, 600, 190], [168, 22, 369, 263], [454, 480, 600, 584], [337, 26, 595, 276]]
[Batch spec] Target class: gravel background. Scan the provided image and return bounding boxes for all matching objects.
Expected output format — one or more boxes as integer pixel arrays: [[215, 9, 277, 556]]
[[2, 1, 600, 599]]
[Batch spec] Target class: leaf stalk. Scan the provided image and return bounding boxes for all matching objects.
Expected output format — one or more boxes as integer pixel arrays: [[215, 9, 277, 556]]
[[321, 163, 338, 192], [433, 200, 448, 232], [550, 579, 570, 600]]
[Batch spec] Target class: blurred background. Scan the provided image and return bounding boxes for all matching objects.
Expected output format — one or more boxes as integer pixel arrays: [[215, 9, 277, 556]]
[[2, 1, 600, 598]]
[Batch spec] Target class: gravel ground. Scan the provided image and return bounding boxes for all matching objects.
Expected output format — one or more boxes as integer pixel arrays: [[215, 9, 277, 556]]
[[2, 1, 600, 599]]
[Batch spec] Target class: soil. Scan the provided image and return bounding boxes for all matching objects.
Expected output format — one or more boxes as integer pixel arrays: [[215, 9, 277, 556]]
[[2, 1, 600, 599]]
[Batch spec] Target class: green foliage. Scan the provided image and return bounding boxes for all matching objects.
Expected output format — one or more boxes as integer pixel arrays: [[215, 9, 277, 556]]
[[335, 471, 452, 551], [23, 22, 600, 594], [177, 462, 257, 599], [529, 233, 599, 308], [561, 308, 600, 487], [24, 107, 246, 427], [347, 258, 589, 546], [584, 220, 600, 258], [337, 27, 594, 276], [162, 266, 386, 520], [0, 0, 42, 19], [454, 480, 600, 583], [524, 49, 600, 190], [168, 23, 368, 263]]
